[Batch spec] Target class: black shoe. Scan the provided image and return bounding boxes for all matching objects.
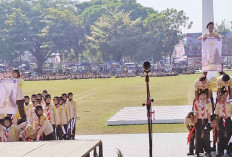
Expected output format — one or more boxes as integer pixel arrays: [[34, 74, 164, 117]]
[[187, 152, 194, 156]]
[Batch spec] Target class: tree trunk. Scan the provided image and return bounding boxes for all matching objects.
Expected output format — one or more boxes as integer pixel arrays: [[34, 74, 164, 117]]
[[30, 46, 46, 75], [37, 58, 45, 74], [74, 48, 79, 64]]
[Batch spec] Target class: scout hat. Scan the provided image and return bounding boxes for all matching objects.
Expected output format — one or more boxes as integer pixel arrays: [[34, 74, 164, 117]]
[[206, 22, 214, 28]]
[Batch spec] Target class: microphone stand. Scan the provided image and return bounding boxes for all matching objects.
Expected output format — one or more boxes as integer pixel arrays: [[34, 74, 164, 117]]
[[143, 69, 154, 157]]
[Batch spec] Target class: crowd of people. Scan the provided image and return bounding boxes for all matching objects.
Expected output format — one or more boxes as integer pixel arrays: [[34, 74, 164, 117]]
[[140, 70, 179, 77], [70, 73, 111, 79], [0, 91, 77, 142], [115, 73, 136, 78], [185, 73, 232, 157], [0, 69, 78, 142]]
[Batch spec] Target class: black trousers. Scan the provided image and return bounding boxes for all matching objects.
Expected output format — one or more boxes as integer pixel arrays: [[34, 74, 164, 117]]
[[195, 119, 211, 154], [71, 118, 76, 138], [218, 117, 232, 154], [63, 124, 69, 140], [16, 100, 26, 119], [43, 132, 55, 141], [189, 125, 195, 153], [56, 125, 63, 140]]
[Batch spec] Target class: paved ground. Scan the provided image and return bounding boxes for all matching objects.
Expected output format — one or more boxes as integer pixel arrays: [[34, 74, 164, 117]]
[[77, 133, 190, 157], [76, 133, 231, 157], [107, 106, 192, 125]]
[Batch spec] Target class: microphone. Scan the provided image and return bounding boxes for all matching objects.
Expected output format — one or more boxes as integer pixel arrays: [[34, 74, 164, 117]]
[[143, 61, 151, 73]]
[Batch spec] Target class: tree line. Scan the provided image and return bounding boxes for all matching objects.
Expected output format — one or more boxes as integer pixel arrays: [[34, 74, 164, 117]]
[[0, 0, 192, 72]]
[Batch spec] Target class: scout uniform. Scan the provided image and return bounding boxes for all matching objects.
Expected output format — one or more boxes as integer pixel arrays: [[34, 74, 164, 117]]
[[217, 74, 232, 99], [36, 94, 43, 105], [198, 22, 224, 41], [215, 91, 232, 156], [31, 94, 37, 104], [194, 92, 212, 157], [24, 96, 34, 119], [21, 123, 37, 141], [62, 93, 71, 138], [194, 76, 211, 100], [43, 95, 58, 131], [27, 99, 40, 122], [3, 116, 27, 142], [53, 97, 63, 140], [33, 106, 55, 141], [185, 112, 195, 156], [25, 104, 33, 121], [60, 97, 70, 140], [198, 32, 222, 40], [68, 92, 77, 139]]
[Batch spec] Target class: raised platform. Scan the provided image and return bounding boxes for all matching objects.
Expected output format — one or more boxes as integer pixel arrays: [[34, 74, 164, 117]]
[[0, 140, 102, 157], [107, 105, 192, 125]]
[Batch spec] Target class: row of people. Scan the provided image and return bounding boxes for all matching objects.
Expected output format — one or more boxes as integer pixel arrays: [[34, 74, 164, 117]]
[[186, 72, 232, 157], [24, 75, 70, 81], [70, 73, 111, 79], [140, 71, 179, 77], [115, 73, 136, 78], [24, 73, 112, 81], [0, 92, 77, 142]]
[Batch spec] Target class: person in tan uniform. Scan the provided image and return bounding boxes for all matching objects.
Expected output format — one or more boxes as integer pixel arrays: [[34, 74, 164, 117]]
[[53, 97, 63, 140], [42, 90, 48, 104], [217, 74, 232, 100], [24, 96, 33, 120], [185, 112, 195, 156], [17, 119, 37, 141], [33, 105, 55, 141], [194, 91, 212, 157], [28, 99, 40, 122], [215, 89, 232, 157], [194, 75, 212, 101], [36, 94, 43, 105], [31, 94, 37, 104], [3, 116, 27, 142], [43, 94, 57, 133], [59, 97, 70, 140], [68, 92, 77, 140], [62, 93, 71, 138]]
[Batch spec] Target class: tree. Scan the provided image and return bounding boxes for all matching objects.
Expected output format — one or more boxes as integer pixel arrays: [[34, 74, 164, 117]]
[[215, 19, 231, 32], [142, 9, 192, 63], [76, 0, 154, 35], [4, 8, 31, 62], [42, 7, 85, 64], [0, 0, 31, 62], [88, 9, 143, 61]]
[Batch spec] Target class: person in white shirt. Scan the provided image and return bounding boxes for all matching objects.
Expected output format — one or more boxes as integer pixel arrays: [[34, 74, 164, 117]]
[[12, 69, 26, 120]]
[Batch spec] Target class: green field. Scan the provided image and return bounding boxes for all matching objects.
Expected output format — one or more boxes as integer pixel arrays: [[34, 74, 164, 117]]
[[23, 72, 229, 135]]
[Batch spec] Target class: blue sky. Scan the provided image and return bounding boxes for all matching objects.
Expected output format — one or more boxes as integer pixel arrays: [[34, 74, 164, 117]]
[[79, 0, 232, 33]]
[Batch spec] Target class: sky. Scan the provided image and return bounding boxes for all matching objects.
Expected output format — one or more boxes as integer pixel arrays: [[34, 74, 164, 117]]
[[79, 0, 232, 33]]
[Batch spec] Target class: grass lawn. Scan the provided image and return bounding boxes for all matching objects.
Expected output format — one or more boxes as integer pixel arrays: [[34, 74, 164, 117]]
[[23, 72, 232, 135]]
